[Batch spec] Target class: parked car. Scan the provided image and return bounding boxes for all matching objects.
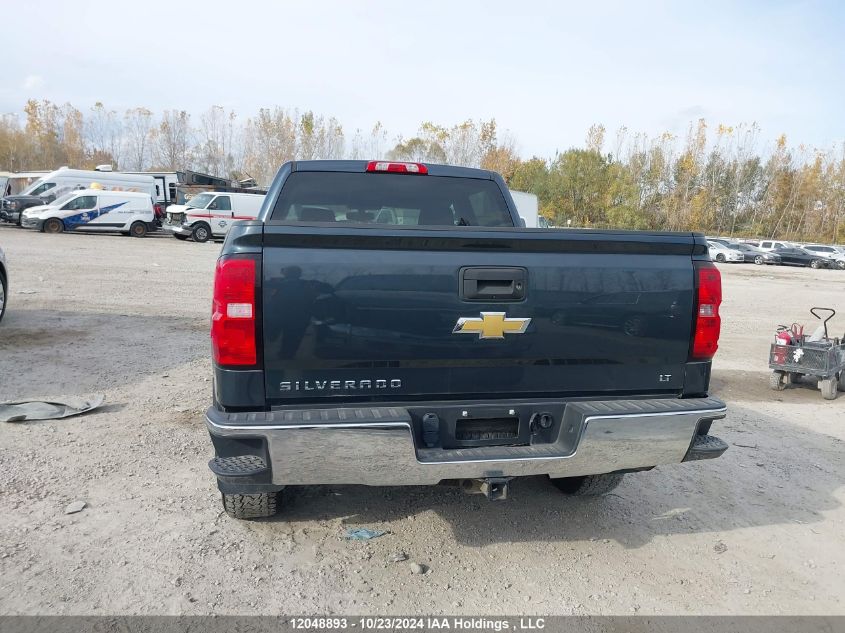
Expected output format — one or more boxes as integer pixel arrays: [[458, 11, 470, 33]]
[[773, 247, 831, 268], [708, 241, 744, 263], [729, 243, 782, 265], [20, 189, 158, 237], [705, 237, 734, 247], [0, 243, 6, 324], [164, 191, 265, 242], [203, 159, 727, 520], [802, 244, 845, 269], [757, 239, 793, 252]]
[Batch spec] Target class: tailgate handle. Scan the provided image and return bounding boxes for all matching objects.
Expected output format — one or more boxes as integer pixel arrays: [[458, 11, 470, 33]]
[[461, 267, 526, 301]]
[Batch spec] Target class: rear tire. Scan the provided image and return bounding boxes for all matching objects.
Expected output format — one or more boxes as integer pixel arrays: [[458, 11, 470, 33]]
[[810, 259, 822, 269], [754, 255, 764, 265], [820, 377, 837, 400], [715, 253, 726, 263], [43, 218, 64, 234], [192, 222, 211, 243], [552, 473, 624, 496], [222, 492, 280, 519], [769, 371, 787, 391], [129, 221, 147, 238]]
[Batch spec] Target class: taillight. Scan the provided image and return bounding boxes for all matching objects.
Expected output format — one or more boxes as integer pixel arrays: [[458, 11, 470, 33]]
[[211, 257, 257, 367], [691, 261, 722, 360], [366, 161, 428, 174]]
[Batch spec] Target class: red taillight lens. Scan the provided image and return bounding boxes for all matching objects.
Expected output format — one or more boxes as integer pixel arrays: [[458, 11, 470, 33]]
[[691, 262, 722, 360], [211, 257, 257, 366], [366, 161, 428, 174]]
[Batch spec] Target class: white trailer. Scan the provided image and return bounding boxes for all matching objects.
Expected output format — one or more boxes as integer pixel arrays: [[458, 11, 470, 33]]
[[510, 190, 540, 227], [124, 171, 179, 207]]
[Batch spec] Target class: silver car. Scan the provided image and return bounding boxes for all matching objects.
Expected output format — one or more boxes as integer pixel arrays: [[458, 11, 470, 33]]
[[0, 243, 6, 324], [707, 240, 744, 263]]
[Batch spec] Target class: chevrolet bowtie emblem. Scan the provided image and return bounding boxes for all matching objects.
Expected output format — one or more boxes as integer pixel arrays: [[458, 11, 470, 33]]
[[452, 312, 531, 340]]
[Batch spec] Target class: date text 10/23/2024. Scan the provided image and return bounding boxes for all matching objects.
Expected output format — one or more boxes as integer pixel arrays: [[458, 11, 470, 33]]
[[289, 617, 547, 631]]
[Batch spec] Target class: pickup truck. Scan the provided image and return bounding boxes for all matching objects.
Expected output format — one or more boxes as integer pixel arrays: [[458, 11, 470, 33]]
[[206, 160, 727, 519]]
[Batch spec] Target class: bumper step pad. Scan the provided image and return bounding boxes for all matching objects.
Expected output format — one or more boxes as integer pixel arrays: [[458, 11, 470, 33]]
[[683, 434, 728, 461], [209, 455, 268, 477]]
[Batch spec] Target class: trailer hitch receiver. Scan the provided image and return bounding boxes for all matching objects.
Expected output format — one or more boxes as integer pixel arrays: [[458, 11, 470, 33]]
[[481, 478, 510, 501], [461, 477, 511, 501]]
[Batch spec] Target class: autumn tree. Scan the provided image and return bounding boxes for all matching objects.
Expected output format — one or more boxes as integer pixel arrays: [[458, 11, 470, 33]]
[[23, 99, 62, 169], [61, 104, 86, 168]]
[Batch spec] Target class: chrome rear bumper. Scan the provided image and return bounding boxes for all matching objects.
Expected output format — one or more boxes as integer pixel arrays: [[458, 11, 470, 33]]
[[206, 397, 726, 486]]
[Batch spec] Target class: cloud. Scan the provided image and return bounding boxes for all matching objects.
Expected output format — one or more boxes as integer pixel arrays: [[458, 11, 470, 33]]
[[22, 74, 45, 91]]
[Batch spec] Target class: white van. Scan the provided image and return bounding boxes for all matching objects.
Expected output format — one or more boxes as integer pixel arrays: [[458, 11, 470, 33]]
[[165, 191, 265, 242], [16, 168, 156, 204], [20, 190, 157, 237]]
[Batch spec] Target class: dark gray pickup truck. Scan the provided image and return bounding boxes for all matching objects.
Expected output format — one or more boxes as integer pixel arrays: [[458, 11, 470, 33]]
[[206, 160, 727, 519]]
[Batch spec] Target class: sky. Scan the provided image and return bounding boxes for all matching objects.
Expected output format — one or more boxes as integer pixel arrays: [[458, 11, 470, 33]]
[[2, 0, 844, 158]]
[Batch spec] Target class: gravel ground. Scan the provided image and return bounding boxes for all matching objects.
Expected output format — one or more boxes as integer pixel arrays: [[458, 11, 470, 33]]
[[0, 226, 843, 615]]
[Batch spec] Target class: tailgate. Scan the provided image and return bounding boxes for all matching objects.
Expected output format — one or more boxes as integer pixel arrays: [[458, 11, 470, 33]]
[[261, 227, 698, 403]]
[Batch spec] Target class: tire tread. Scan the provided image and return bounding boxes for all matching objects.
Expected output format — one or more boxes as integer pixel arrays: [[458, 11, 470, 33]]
[[222, 492, 279, 519]]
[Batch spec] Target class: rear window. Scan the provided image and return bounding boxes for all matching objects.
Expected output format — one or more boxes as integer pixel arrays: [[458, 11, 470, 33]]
[[270, 172, 514, 227]]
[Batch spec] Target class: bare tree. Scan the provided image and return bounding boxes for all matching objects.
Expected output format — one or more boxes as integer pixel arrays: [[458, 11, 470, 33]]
[[151, 110, 193, 171], [198, 105, 240, 178], [243, 107, 297, 185], [123, 107, 154, 170], [85, 102, 122, 168], [349, 122, 389, 160]]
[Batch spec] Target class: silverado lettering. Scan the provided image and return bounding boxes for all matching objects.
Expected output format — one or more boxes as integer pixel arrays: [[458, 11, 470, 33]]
[[279, 379, 402, 391], [204, 159, 728, 520]]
